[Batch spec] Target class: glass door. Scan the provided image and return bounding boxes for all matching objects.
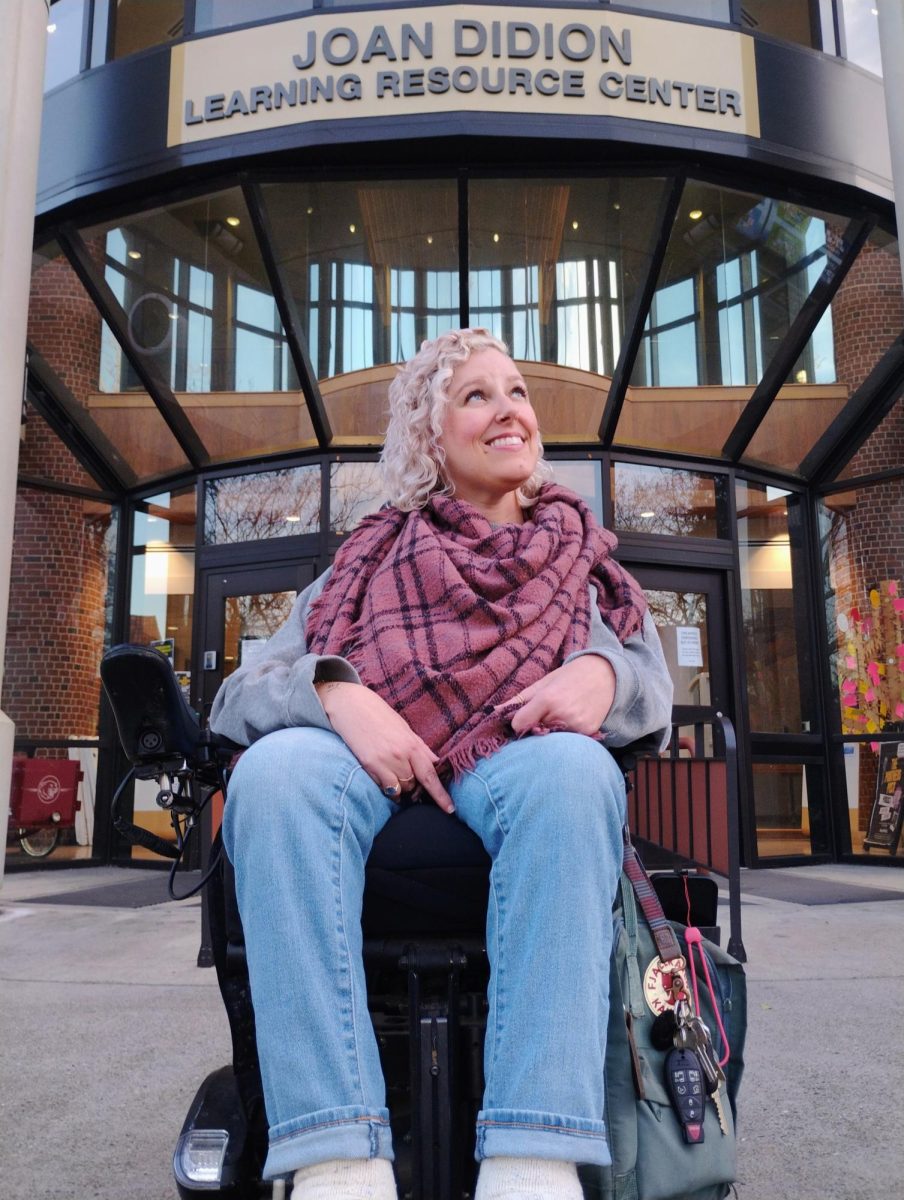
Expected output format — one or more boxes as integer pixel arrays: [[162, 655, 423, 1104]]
[[631, 565, 731, 734], [196, 560, 317, 717]]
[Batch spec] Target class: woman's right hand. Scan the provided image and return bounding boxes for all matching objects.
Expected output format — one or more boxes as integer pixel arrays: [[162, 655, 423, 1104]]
[[315, 681, 455, 813]]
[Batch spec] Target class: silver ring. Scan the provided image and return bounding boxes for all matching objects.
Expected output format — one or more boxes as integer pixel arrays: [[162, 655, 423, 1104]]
[[384, 784, 401, 798]]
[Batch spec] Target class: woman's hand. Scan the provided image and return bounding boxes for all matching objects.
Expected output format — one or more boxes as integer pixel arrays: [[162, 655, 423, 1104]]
[[502, 655, 617, 737], [315, 681, 455, 813]]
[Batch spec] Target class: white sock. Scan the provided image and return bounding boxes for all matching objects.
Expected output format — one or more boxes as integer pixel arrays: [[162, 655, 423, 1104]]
[[291, 1157, 397, 1200], [475, 1157, 583, 1200]]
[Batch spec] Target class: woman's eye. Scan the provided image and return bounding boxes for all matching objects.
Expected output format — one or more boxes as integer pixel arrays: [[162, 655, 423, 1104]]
[[512, 386, 528, 400], [464, 390, 486, 405]]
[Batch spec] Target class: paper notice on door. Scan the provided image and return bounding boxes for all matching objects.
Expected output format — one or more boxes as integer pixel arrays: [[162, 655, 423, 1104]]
[[239, 638, 269, 668], [676, 626, 704, 667]]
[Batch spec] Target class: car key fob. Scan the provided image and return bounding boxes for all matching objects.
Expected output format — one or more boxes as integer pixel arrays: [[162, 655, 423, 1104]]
[[665, 1047, 706, 1144]]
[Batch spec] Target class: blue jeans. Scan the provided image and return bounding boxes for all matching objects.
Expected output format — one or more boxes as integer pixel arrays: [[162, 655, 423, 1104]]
[[223, 727, 627, 1179]]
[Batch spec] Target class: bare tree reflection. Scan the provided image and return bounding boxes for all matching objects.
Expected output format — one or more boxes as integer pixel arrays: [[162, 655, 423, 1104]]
[[613, 466, 717, 537], [330, 462, 387, 534], [205, 466, 321, 544]]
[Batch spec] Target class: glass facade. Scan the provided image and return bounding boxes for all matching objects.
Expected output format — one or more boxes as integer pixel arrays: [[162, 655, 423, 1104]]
[[19, 2, 904, 874]]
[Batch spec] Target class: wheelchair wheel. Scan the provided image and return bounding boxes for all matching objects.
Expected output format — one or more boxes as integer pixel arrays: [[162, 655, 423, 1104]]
[[18, 827, 60, 858]]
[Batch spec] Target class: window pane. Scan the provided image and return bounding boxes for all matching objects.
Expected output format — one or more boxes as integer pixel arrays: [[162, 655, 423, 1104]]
[[329, 461, 387, 534], [819, 478, 904, 740], [45, 0, 86, 90], [28, 244, 188, 481], [112, 0, 183, 59], [195, 0, 315, 31], [204, 466, 321, 544], [619, 0, 729, 18], [741, 0, 819, 50], [469, 177, 669, 383], [82, 189, 316, 463], [840, 0, 882, 74], [737, 481, 815, 733], [611, 463, 725, 538], [262, 179, 459, 407], [623, 182, 853, 456], [841, 741, 904, 856], [752, 762, 826, 858], [744, 230, 900, 473], [547, 460, 603, 524]]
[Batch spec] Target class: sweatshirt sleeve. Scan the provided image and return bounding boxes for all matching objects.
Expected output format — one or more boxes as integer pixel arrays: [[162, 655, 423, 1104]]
[[565, 586, 674, 752], [208, 568, 360, 746]]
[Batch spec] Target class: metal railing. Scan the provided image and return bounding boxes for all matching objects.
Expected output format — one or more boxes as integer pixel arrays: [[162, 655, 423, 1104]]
[[626, 713, 745, 962]]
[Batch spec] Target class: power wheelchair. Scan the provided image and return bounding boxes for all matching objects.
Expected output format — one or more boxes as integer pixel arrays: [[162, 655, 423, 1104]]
[[101, 645, 719, 1200]]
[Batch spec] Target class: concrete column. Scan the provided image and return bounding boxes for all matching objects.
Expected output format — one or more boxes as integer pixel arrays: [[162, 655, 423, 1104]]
[[0, 0, 48, 885], [878, 1, 904, 295]]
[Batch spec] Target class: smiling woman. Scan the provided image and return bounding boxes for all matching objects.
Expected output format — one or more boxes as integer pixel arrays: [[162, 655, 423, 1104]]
[[209, 326, 674, 1199]]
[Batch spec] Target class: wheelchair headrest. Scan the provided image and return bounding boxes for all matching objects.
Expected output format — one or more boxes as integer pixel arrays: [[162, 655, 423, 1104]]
[[100, 643, 205, 772]]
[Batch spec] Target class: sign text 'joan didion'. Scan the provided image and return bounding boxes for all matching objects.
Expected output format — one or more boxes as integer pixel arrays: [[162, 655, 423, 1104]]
[[167, 6, 760, 146]]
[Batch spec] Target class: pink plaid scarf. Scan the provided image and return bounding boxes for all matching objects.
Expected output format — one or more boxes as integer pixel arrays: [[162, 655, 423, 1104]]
[[306, 484, 647, 778]]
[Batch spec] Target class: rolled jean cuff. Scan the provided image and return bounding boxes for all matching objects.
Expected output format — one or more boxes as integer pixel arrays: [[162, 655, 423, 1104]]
[[263, 1106, 394, 1179], [475, 1109, 612, 1166]]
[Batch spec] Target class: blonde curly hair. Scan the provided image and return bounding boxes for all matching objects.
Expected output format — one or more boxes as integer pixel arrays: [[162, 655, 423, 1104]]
[[381, 328, 552, 511]]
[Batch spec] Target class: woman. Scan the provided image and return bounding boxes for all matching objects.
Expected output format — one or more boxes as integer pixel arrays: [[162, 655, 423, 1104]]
[[211, 329, 673, 1200]]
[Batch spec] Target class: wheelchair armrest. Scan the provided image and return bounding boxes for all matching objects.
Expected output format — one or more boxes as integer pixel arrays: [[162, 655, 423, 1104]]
[[609, 732, 664, 773]]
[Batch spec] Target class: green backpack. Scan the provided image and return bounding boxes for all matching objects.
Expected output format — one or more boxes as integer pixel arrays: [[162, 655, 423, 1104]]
[[581, 868, 747, 1200]]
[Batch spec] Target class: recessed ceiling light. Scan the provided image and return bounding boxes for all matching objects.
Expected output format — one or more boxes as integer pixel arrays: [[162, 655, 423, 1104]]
[[426, 235, 434, 245], [572, 220, 579, 231], [285, 515, 301, 523], [349, 223, 356, 234], [127, 250, 142, 260], [689, 209, 703, 220], [493, 233, 500, 243], [306, 206, 314, 215], [225, 216, 241, 227], [613, 202, 621, 211], [640, 511, 656, 519]]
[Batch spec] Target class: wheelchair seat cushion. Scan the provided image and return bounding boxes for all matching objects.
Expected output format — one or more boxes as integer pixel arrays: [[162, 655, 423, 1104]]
[[364, 804, 490, 936]]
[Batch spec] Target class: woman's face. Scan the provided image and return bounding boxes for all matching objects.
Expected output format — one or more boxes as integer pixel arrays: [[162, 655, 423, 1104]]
[[438, 348, 540, 518]]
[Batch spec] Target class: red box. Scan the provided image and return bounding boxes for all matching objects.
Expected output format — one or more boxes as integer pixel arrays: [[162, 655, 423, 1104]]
[[9, 759, 82, 828]]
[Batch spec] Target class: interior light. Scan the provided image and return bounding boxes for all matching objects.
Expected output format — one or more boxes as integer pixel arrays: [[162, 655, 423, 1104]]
[[572, 220, 579, 231], [689, 209, 703, 221], [640, 511, 656, 519], [306, 206, 314, 215], [127, 250, 142, 260], [285, 515, 301, 523], [493, 233, 500, 243], [613, 202, 621, 211], [795, 369, 809, 384], [349, 223, 356, 233], [426, 235, 434, 245], [225, 216, 241, 228]]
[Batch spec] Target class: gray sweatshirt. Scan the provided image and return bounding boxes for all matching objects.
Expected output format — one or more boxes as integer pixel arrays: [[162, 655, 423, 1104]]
[[210, 568, 675, 753]]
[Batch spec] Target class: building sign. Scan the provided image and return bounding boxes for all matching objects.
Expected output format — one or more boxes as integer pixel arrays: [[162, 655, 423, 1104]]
[[167, 5, 760, 147]]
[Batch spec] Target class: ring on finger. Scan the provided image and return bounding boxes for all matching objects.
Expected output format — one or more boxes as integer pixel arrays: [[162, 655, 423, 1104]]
[[383, 783, 402, 798], [398, 774, 416, 784]]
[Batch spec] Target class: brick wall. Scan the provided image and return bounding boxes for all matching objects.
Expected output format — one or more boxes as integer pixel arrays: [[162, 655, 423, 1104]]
[[3, 247, 113, 743]]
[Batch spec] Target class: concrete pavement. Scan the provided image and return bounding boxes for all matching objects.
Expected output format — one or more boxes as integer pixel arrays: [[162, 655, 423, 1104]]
[[1, 860, 903, 1200]]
